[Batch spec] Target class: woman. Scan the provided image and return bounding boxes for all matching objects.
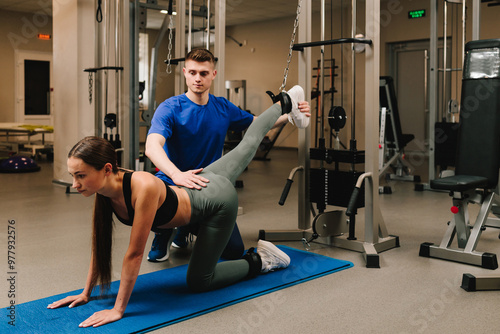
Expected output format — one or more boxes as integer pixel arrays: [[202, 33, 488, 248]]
[[47, 86, 309, 328]]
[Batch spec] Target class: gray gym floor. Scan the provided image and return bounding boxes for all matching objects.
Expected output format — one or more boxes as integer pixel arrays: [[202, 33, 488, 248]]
[[1, 148, 500, 333]]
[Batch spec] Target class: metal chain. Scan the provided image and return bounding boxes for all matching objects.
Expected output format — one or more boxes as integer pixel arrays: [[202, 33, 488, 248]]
[[279, 0, 302, 92], [88, 72, 93, 104], [166, 15, 174, 74]]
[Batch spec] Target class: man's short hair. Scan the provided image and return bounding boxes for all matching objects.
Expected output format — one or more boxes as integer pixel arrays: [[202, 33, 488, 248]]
[[185, 48, 216, 65]]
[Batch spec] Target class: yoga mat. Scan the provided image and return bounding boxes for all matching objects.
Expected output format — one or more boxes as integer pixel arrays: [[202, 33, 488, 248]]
[[2, 246, 352, 333]]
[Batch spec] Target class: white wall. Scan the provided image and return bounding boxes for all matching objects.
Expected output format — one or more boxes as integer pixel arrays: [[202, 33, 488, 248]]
[[0, 9, 52, 123], [52, 0, 95, 183]]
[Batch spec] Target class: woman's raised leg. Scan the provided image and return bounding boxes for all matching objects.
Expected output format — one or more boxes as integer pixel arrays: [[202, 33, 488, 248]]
[[205, 86, 306, 183]]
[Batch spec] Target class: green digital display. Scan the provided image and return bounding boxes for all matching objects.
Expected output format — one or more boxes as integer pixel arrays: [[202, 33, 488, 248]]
[[408, 9, 426, 19]]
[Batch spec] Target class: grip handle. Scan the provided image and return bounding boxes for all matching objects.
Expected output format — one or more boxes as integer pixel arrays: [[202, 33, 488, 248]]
[[279, 179, 294, 206], [346, 187, 360, 217]]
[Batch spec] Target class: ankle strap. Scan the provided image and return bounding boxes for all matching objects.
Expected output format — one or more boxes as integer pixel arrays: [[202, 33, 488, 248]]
[[266, 91, 291, 115], [242, 247, 262, 279]]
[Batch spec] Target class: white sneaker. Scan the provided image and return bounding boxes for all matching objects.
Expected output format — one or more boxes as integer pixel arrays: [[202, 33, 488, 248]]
[[285, 85, 309, 129], [257, 240, 291, 273]]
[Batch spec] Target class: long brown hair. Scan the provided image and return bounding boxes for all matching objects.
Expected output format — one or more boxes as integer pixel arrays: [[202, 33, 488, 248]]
[[68, 136, 118, 294]]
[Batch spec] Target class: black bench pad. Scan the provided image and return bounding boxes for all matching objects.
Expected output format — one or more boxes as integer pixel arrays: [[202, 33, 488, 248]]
[[430, 175, 489, 192]]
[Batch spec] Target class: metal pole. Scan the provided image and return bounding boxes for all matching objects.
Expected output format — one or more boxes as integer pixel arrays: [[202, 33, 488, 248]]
[[424, 49, 428, 141], [214, 0, 226, 96], [428, 0, 438, 183], [188, 0, 193, 52], [472, 0, 480, 40], [364, 0, 382, 243], [462, 0, 465, 66], [206, 0, 210, 49], [298, 0, 312, 232], [129, 0, 140, 170], [175, 0, 186, 96], [351, 0, 356, 148], [104, 0, 110, 126], [320, 0, 325, 143], [95, 0, 102, 137], [115, 0, 121, 135], [443, 0, 447, 122]]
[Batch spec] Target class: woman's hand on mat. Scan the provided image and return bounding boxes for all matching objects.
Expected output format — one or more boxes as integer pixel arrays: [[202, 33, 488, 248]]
[[47, 293, 89, 309], [78, 308, 123, 328], [172, 168, 209, 189]]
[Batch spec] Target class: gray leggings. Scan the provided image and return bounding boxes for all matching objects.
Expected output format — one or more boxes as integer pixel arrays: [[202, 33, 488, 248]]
[[184, 104, 282, 292]]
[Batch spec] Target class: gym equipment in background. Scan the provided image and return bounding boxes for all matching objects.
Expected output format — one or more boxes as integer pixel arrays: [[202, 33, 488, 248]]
[[84, 0, 123, 162], [420, 0, 481, 191], [378, 76, 420, 189], [419, 39, 500, 270], [0, 156, 40, 173], [260, 0, 398, 268]]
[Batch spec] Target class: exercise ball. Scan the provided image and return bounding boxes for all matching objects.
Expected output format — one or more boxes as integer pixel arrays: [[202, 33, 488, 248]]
[[0, 156, 41, 173]]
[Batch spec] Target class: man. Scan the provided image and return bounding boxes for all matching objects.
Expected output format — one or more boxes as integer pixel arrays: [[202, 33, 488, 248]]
[[145, 48, 309, 262]]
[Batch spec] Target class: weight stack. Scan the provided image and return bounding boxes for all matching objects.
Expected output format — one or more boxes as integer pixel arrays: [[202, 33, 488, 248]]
[[310, 168, 365, 209]]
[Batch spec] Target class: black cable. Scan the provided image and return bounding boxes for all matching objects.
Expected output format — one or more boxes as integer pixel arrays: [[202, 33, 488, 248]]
[[340, 0, 344, 108], [330, 0, 334, 147], [96, 0, 103, 23], [168, 0, 173, 14]]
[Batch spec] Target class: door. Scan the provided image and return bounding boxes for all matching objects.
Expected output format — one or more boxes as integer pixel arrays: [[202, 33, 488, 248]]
[[15, 51, 54, 141], [24, 60, 50, 116], [395, 47, 428, 153], [389, 39, 451, 154]]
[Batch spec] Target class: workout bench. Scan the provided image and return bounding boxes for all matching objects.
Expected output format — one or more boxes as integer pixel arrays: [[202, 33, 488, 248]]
[[419, 39, 500, 271], [378, 76, 420, 185]]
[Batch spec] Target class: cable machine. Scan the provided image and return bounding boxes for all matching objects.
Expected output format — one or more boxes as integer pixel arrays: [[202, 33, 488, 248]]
[[85, 0, 124, 163], [128, 0, 226, 171], [433, 0, 466, 176], [421, 0, 481, 190], [260, 0, 398, 268]]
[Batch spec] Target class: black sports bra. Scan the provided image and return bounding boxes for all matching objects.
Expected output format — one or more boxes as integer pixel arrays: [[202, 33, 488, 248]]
[[113, 172, 179, 232]]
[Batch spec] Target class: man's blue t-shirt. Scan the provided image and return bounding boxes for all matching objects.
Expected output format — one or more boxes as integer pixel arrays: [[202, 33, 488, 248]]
[[148, 93, 254, 185]]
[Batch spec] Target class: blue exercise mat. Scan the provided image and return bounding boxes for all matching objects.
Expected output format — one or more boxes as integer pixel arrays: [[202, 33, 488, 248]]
[[2, 246, 352, 333]]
